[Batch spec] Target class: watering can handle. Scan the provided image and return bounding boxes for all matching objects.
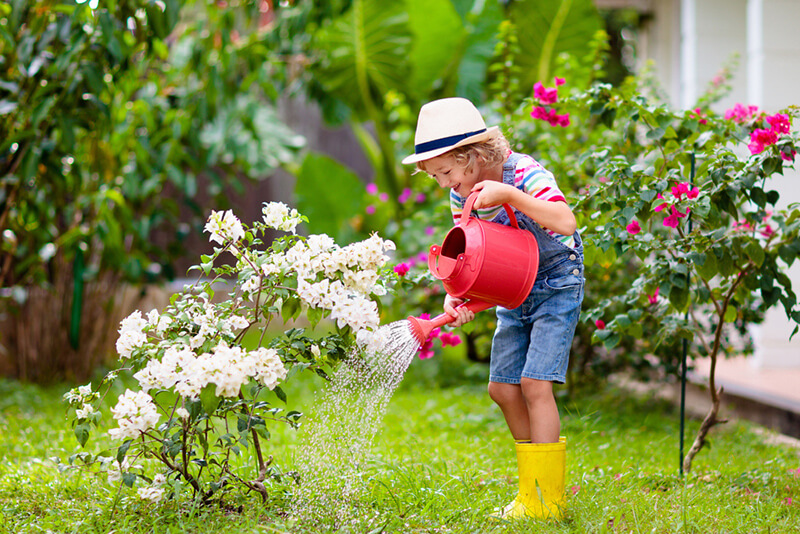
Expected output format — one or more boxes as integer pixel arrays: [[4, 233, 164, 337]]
[[461, 191, 519, 229], [426, 300, 496, 329]]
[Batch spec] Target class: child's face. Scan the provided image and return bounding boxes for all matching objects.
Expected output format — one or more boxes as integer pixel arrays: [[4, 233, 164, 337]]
[[424, 154, 479, 197]]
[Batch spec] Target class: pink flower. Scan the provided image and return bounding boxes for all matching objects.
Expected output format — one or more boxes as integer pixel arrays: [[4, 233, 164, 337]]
[[784, 497, 793, 506], [732, 220, 752, 231], [531, 106, 548, 120], [366, 205, 376, 215], [416, 193, 426, 203], [767, 113, 791, 135], [691, 108, 708, 125], [724, 103, 759, 122], [379, 192, 389, 202], [748, 128, 778, 154], [760, 224, 775, 238], [366, 183, 378, 195], [570, 485, 580, 495], [626, 220, 641, 235], [654, 193, 667, 212], [647, 287, 659, 305], [595, 319, 606, 330], [663, 206, 689, 228], [398, 188, 412, 203], [687, 186, 700, 199], [555, 77, 565, 86], [671, 182, 690, 199], [393, 263, 410, 277], [439, 332, 462, 347], [781, 149, 797, 162], [425, 226, 435, 236], [533, 81, 559, 104]]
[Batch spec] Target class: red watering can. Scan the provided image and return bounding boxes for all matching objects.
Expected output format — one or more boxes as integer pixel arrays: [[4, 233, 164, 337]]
[[407, 191, 539, 344]]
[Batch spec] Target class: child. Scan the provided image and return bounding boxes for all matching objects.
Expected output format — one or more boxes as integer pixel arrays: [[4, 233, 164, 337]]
[[402, 97, 584, 520]]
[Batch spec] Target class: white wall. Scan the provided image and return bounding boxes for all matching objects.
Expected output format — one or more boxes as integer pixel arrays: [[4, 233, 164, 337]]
[[748, 0, 800, 367]]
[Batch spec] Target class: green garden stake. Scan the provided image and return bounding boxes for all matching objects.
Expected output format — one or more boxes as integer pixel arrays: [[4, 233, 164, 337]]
[[679, 152, 696, 477], [69, 247, 85, 350]]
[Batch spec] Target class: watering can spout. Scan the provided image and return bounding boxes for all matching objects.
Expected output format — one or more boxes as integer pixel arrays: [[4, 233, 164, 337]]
[[407, 300, 495, 345]]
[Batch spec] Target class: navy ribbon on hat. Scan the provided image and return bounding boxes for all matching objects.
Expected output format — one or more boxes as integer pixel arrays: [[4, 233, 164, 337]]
[[414, 128, 487, 154]]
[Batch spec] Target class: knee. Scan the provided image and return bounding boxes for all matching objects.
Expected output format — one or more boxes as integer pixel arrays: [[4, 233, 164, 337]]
[[520, 377, 554, 404], [488, 381, 522, 407]]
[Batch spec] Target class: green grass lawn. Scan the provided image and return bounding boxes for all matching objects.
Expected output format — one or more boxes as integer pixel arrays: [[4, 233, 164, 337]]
[[1, 351, 798, 533]]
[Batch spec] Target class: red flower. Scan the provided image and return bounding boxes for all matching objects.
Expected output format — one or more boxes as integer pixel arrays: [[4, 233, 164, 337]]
[[626, 220, 641, 235], [595, 319, 606, 330]]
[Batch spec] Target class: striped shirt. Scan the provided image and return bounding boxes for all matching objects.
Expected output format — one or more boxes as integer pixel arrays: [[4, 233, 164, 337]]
[[450, 153, 575, 248]]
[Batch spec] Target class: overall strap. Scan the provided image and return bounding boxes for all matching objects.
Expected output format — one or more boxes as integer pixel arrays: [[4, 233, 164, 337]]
[[502, 152, 524, 187]]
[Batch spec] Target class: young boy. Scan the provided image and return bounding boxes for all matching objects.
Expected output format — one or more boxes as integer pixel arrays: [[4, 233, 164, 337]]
[[402, 97, 584, 520]]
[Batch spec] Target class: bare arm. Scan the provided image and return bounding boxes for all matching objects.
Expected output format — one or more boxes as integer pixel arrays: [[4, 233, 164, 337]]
[[471, 181, 577, 236]]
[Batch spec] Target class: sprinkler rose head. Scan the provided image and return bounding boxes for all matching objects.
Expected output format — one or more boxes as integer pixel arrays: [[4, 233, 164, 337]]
[[407, 300, 495, 345]]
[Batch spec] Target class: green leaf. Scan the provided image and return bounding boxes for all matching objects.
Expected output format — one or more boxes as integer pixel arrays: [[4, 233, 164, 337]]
[[117, 439, 133, 463], [724, 305, 738, 323], [74, 423, 90, 447], [695, 251, 717, 280], [509, 0, 602, 86], [312, 0, 411, 110], [199, 384, 220, 415], [121, 472, 137, 488], [294, 152, 366, 241], [744, 240, 766, 267], [407, 0, 464, 97]]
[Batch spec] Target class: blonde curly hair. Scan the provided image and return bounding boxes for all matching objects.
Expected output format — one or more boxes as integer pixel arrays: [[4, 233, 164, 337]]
[[415, 134, 510, 175]]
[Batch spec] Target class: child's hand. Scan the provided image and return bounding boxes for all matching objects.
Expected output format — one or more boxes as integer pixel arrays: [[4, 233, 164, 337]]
[[444, 294, 475, 327], [471, 181, 516, 209]]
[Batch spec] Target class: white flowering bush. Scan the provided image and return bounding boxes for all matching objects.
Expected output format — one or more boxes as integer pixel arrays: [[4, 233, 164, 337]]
[[64, 202, 396, 505]]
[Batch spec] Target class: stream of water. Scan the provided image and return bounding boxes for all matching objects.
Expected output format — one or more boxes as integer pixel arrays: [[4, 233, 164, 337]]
[[290, 320, 422, 527]]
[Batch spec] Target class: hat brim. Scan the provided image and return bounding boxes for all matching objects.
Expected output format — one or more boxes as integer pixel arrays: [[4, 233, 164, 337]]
[[401, 126, 500, 165]]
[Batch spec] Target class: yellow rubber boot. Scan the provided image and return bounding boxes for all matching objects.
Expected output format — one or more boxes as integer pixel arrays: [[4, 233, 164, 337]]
[[491, 437, 566, 521]]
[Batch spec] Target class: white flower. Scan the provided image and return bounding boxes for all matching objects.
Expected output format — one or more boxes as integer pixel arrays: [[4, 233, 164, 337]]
[[248, 347, 288, 390], [116, 311, 148, 359], [76, 403, 94, 419], [228, 315, 249, 330], [107, 457, 132, 483], [146, 309, 172, 334], [310, 344, 321, 358], [138, 485, 165, 502], [176, 407, 190, 420], [356, 327, 391, 356], [204, 210, 245, 245], [152, 474, 167, 486], [108, 389, 160, 440], [78, 383, 93, 397], [262, 202, 303, 234]]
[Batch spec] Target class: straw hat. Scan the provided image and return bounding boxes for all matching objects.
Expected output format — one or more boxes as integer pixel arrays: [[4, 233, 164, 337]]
[[401, 97, 500, 164]]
